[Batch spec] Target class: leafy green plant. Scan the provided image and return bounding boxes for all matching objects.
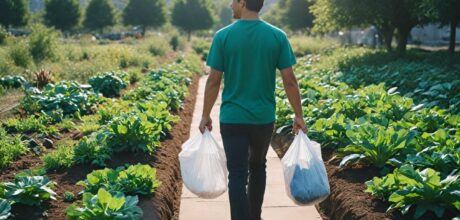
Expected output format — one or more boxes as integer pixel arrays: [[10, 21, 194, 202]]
[[73, 134, 112, 167], [0, 127, 27, 169], [66, 188, 143, 220], [78, 164, 160, 196], [338, 124, 416, 168], [21, 81, 103, 117], [63, 191, 75, 202], [0, 199, 12, 220], [3, 176, 56, 206], [104, 112, 161, 153], [366, 165, 460, 219], [0, 75, 28, 89], [42, 144, 75, 171], [88, 71, 128, 98], [2, 114, 58, 136]]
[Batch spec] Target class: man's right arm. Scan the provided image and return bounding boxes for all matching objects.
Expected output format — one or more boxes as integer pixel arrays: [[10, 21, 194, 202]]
[[280, 67, 308, 134]]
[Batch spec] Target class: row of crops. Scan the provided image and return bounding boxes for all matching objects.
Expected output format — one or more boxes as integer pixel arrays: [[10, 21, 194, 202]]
[[275, 56, 460, 219], [0, 57, 195, 219]]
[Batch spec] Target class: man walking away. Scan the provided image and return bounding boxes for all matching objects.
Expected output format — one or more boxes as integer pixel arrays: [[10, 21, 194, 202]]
[[199, 0, 307, 219]]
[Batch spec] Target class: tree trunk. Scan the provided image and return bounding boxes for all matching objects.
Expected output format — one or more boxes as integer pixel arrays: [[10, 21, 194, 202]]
[[380, 26, 395, 52], [377, 21, 395, 52], [449, 20, 457, 54], [187, 30, 192, 42], [396, 26, 412, 54]]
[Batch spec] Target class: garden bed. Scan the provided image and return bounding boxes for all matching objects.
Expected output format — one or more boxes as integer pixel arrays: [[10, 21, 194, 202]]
[[271, 132, 458, 220], [271, 131, 395, 220], [42, 74, 199, 220]]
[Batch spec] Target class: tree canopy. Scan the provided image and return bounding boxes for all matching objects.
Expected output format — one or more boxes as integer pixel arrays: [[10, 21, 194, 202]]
[[123, 0, 167, 36], [84, 0, 117, 33], [0, 0, 29, 28], [45, 0, 81, 32]]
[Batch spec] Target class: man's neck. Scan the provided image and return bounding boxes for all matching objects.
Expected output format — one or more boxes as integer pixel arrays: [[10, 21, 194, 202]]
[[240, 11, 260, 20]]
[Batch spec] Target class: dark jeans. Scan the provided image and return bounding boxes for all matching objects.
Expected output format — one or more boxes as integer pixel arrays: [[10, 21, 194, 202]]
[[220, 122, 274, 220]]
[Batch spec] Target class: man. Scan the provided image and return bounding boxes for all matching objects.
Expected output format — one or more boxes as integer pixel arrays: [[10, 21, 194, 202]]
[[198, 0, 307, 219]]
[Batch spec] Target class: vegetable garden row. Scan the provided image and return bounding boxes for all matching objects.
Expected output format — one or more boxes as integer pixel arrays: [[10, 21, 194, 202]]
[[0, 56, 199, 219], [273, 55, 460, 220]]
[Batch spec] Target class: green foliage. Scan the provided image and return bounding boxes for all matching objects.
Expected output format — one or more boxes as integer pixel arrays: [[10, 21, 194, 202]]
[[84, 0, 116, 33], [21, 81, 102, 117], [42, 144, 75, 171], [2, 114, 59, 136], [366, 165, 460, 219], [66, 188, 143, 220], [338, 124, 416, 168], [123, 0, 167, 35], [0, 26, 9, 45], [0, 0, 29, 27], [0, 75, 28, 89], [63, 191, 75, 202], [274, 50, 460, 219], [73, 134, 111, 167], [191, 38, 210, 61], [147, 37, 171, 56], [123, 63, 192, 111], [78, 164, 160, 195], [128, 70, 142, 85], [88, 71, 128, 98], [45, 0, 81, 32], [28, 24, 60, 63], [332, 51, 460, 114], [0, 199, 12, 220], [0, 127, 27, 169], [104, 110, 166, 153], [8, 39, 33, 68], [172, 0, 216, 39], [3, 176, 56, 206], [310, 0, 432, 52], [284, 0, 315, 30]]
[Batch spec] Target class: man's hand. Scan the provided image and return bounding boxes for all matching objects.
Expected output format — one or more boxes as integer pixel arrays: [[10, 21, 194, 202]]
[[199, 116, 213, 133], [293, 116, 308, 134]]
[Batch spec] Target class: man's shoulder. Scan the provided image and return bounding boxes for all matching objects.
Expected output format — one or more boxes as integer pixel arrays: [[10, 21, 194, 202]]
[[214, 22, 235, 38], [261, 20, 287, 36]]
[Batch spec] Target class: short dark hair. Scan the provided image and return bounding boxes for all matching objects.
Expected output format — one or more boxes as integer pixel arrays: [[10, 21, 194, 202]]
[[239, 0, 264, 12]]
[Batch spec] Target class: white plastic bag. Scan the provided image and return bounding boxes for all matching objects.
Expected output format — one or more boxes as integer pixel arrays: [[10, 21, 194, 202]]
[[179, 129, 228, 199], [281, 130, 330, 205]]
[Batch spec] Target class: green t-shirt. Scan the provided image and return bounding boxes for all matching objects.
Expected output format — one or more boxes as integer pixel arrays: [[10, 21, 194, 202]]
[[206, 19, 296, 125]]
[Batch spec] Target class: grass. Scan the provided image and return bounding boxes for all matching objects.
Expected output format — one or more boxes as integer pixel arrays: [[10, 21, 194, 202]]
[[0, 35, 176, 83], [290, 35, 338, 57]]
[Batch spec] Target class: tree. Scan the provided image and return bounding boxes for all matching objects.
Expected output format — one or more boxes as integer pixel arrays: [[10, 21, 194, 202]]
[[84, 0, 117, 34], [425, 0, 460, 54], [284, 0, 315, 31], [45, 0, 81, 33], [0, 0, 29, 28], [123, 0, 167, 36], [172, 0, 216, 41], [311, 0, 431, 53]]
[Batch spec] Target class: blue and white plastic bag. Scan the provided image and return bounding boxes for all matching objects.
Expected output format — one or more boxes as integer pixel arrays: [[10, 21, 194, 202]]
[[282, 130, 330, 205], [179, 129, 227, 199]]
